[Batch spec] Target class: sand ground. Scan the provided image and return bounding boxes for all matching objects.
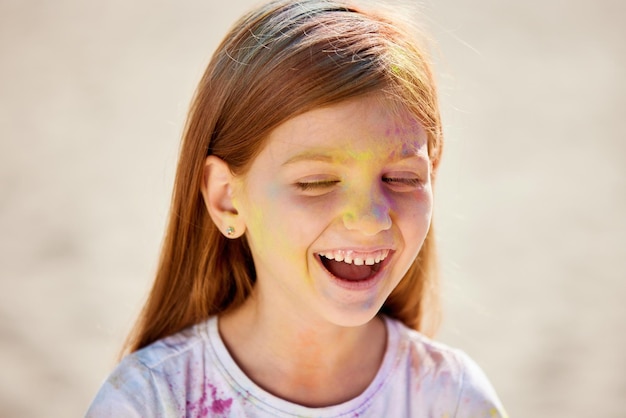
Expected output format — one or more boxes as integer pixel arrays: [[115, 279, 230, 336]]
[[1, 1, 624, 417]]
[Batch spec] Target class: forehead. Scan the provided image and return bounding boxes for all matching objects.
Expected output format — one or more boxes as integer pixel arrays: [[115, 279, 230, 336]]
[[262, 95, 428, 164]]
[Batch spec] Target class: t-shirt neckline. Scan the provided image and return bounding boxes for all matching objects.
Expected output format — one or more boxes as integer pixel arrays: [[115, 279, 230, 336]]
[[205, 315, 400, 417]]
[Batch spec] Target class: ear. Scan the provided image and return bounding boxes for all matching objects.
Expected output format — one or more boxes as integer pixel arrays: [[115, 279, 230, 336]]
[[200, 156, 245, 238]]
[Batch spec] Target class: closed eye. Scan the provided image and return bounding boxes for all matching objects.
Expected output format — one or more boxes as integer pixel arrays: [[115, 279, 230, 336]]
[[295, 180, 340, 191], [382, 177, 423, 191], [382, 177, 421, 186]]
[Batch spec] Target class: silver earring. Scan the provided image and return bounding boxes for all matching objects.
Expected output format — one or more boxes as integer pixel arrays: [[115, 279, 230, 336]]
[[226, 226, 235, 236]]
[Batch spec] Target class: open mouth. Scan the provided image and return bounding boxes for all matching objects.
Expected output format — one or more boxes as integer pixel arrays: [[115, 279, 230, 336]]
[[317, 249, 390, 282]]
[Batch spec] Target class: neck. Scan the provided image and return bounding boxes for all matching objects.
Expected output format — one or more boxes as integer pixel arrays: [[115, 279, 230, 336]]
[[219, 295, 387, 407]]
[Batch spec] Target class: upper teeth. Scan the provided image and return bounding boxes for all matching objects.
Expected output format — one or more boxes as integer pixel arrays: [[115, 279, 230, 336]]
[[319, 249, 389, 266]]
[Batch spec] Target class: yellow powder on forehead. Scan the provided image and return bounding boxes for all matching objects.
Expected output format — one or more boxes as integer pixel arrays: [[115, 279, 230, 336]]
[[345, 148, 377, 162]]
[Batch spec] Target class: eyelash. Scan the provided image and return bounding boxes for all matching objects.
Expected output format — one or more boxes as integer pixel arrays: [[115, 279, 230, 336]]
[[295, 177, 422, 191], [295, 180, 339, 191], [382, 177, 422, 187]]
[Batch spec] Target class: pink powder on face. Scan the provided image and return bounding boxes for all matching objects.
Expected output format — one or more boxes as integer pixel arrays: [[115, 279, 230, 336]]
[[384, 119, 422, 138], [382, 117, 427, 156]]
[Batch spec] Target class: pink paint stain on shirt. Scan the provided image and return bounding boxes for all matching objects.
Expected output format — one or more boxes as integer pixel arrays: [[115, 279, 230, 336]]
[[186, 382, 233, 417], [207, 383, 233, 414]]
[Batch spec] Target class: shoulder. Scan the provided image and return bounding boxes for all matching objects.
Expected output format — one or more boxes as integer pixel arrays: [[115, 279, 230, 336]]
[[130, 320, 209, 370], [387, 318, 508, 418], [85, 320, 212, 418]]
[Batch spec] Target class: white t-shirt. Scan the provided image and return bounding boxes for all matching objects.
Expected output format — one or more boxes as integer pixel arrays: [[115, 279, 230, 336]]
[[86, 316, 507, 417]]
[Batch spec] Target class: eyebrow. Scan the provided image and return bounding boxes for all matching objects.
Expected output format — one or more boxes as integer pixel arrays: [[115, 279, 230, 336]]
[[397, 154, 430, 164], [282, 150, 429, 167], [281, 151, 337, 166]]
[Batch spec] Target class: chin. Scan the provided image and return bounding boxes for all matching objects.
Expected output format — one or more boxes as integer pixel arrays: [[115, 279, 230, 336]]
[[320, 301, 384, 329]]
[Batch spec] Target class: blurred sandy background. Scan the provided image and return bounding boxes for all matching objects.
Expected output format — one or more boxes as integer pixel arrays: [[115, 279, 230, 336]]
[[1, 0, 624, 417]]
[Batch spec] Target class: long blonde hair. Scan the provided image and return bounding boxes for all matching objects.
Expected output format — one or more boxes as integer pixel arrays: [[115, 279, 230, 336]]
[[125, 0, 443, 354]]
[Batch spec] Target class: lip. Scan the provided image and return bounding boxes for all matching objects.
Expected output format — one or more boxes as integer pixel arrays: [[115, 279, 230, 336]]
[[315, 250, 394, 291]]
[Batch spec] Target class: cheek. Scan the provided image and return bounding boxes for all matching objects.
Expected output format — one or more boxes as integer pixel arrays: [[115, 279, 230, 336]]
[[239, 186, 283, 255], [243, 187, 322, 259], [394, 190, 433, 237]]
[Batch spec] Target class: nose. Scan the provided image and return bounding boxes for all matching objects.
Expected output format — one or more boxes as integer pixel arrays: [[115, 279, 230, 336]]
[[342, 186, 392, 236]]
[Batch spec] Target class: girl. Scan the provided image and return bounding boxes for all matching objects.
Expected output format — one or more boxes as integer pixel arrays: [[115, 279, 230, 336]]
[[87, 0, 507, 416]]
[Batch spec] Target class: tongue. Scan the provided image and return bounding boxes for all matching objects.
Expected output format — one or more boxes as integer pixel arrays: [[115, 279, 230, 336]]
[[322, 258, 373, 281]]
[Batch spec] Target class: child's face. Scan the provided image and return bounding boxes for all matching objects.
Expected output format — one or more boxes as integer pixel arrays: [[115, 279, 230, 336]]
[[232, 94, 433, 327]]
